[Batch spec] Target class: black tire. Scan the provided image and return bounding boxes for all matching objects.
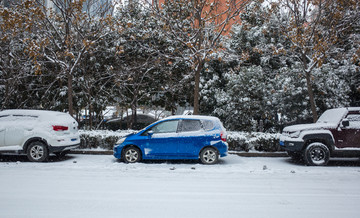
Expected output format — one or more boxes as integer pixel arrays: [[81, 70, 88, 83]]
[[26, 141, 49, 162], [200, 147, 219, 165], [287, 151, 303, 161], [304, 142, 330, 166], [122, 146, 141, 163]]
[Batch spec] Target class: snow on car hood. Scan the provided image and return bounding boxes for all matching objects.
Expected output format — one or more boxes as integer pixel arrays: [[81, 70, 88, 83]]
[[283, 122, 338, 132]]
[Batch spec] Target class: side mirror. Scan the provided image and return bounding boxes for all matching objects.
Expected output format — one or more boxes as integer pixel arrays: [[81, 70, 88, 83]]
[[342, 119, 350, 128], [147, 130, 154, 137]]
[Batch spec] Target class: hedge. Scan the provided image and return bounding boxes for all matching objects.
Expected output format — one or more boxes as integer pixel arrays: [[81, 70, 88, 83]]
[[227, 131, 281, 152], [78, 130, 282, 152]]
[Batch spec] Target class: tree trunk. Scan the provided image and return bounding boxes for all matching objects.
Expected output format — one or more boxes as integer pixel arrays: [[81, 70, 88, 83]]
[[305, 70, 318, 122], [3, 75, 10, 110], [131, 96, 137, 129], [126, 109, 130, 129], [67, 69, 74, 116], [89, 103, 93, 130], [193, 61, 203, 115], [193, 5, 204, 116], [302, 52, 318, 122]]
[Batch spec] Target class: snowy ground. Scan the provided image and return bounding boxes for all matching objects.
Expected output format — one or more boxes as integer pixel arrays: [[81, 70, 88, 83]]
[[0, 154, 359, 218]]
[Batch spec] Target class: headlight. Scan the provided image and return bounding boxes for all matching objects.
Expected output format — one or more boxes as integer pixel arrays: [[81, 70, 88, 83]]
[[289, 131, 300, 138], [116, 137, 126, 144]]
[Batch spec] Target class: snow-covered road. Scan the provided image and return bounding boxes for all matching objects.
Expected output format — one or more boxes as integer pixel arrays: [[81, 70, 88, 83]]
[[0, 154, 359, 218]]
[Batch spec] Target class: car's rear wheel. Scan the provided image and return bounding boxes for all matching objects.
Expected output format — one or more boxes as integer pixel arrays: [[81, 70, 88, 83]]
[[123, 146, 141, 163], [304, 142, 330, 166], [200, 147, 219, 165], [26, 141, 48, 162]]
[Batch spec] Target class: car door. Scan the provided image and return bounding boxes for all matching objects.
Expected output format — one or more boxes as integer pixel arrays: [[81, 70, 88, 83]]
[[4, 115, 26, 147], [144, 119, 180, 158], [338, 113, 360, 148], [177, 119, 205, 157]]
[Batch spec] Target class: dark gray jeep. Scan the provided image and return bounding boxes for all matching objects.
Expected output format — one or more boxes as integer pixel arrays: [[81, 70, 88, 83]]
[[280, 107, 360, 166]]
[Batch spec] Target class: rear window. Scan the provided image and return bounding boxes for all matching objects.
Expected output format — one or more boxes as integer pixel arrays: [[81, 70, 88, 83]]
[[0, 115, 38, 121], [201, 120, 215, 131], [179, 120, 202, 132], [13, 114, 38, 118]]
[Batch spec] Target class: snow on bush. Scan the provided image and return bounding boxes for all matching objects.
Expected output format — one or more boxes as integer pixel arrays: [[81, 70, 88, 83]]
[[79, 130, 137, 150], [79, 130, 281, 152], [227, 131, 281, 152]]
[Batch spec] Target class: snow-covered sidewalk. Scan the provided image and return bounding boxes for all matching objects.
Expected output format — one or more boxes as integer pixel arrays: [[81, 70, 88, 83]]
[[0, 154, 359, 218]]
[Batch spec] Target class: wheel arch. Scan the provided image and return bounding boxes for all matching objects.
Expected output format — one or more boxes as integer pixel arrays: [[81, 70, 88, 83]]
[[199, 145, 219, 156], [304, 141, 331, 166], [302, 133, 335, 153], [23, 137, 49, 153], [121, 144, 143, 158]]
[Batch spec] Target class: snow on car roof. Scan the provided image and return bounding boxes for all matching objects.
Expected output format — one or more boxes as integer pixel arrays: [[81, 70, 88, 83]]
[[161, 115, 221, 122], [348, 107, 360, 112], [0, 109, 69, 118], [317, 108, 347, 124], [316, 107, 360, 124]]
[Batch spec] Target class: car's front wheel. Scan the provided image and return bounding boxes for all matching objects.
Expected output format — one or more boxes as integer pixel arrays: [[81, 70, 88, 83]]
[[200, 147, 219, 165], [26, 141, 49, 162], [304, 142, 330, 166], [123, 146, 141, 163]]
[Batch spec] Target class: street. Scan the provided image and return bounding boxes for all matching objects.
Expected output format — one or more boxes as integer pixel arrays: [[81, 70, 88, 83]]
[[0, 154, 359, 218]]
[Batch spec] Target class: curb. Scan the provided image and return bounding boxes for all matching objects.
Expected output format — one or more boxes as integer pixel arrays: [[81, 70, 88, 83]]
[[229, 151, 288, 157], [70, 150, 113, 155], [70, 150, 289, 157]]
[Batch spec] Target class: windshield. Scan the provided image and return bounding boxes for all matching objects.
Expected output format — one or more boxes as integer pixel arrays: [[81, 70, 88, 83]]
[[317, 108, 347, 124]]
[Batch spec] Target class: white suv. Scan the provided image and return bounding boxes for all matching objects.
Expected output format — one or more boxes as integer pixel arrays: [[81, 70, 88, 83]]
[[0, 109, 80, 162]]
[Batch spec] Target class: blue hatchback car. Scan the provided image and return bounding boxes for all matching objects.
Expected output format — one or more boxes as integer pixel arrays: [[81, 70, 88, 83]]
[[113, 115, 228, 164]]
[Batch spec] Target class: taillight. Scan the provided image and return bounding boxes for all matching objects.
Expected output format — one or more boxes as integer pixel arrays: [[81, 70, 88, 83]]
[[221, 131, 227, 142], [53, 125, 69, 131]]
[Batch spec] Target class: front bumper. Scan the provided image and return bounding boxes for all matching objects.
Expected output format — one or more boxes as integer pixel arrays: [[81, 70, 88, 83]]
[[113, 144, 124, 159], [279, 135, 304, 152]]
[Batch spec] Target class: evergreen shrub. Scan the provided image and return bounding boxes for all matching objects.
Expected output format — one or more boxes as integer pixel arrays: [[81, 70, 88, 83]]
[[79, 130, 282, 152]]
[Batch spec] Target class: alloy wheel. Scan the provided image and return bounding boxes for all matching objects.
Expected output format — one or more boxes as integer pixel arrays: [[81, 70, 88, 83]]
[[200, 148, 219, 164], [124, 148, 141, 163], [30, 145, 45, 161]]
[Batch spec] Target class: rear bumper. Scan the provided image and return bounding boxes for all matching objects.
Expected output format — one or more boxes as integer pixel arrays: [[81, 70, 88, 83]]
[[49, 143, 80, 153], [220, 151, 228, 157], [218, 142, 228, 157]]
